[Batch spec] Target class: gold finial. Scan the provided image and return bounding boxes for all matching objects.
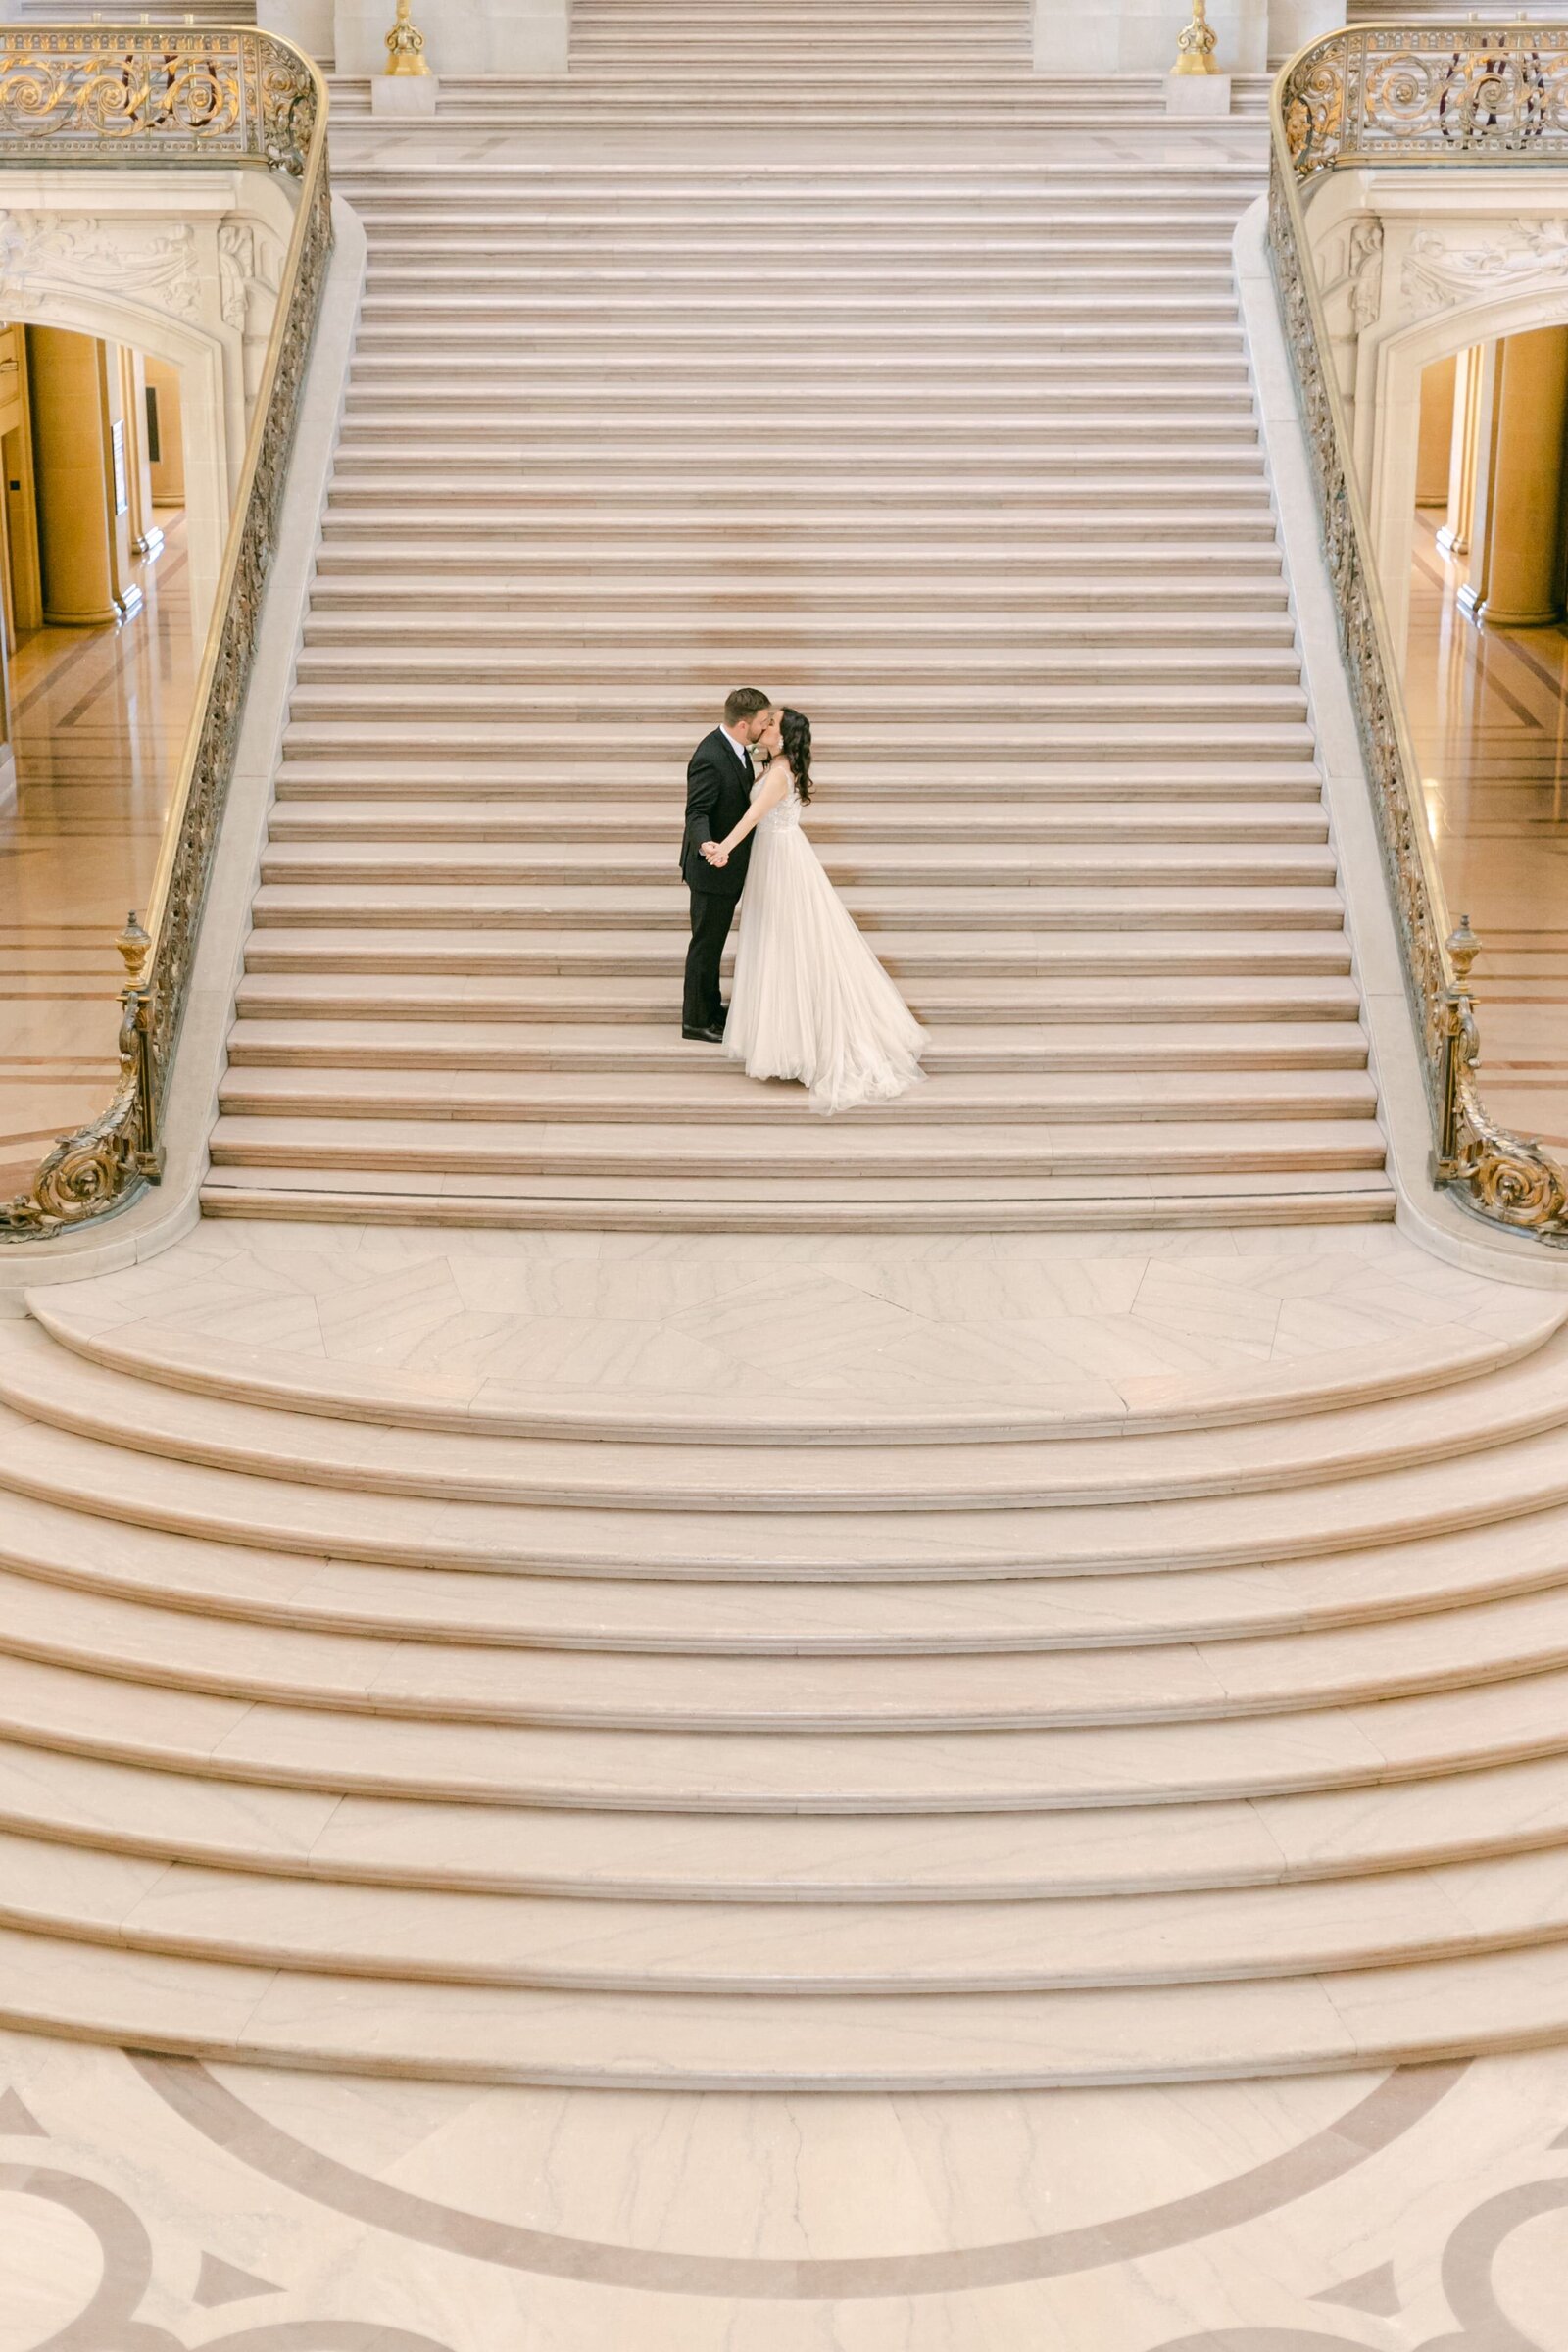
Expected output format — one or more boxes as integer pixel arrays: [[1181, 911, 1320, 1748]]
[[1446, 913, 1483, 988], [1173, 0, 1219, 74], [385, 0, 431, 75], [116, 911, 151, 981]]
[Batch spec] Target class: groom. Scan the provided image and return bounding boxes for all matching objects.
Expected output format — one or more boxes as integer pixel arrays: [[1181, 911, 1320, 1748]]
[[679, 686, 774, 1041]]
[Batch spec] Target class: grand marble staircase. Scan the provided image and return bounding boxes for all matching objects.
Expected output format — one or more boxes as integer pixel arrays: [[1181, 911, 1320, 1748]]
[[2, 1247, 1568, 2083], [209, 115, 1393, 1229], [323, 0, 1270, 124]]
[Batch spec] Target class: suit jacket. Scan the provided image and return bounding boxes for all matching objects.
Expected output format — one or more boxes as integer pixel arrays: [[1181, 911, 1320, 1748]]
[[681, 727, 756, 899]]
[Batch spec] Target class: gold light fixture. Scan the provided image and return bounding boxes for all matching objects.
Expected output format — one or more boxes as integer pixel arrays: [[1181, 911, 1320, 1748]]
[[384, 0, 430, 76], [1173, 0, 1219, 74]]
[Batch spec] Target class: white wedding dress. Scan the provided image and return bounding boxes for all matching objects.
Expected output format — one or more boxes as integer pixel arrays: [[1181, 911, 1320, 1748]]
[[723, 767, 927, 1114]]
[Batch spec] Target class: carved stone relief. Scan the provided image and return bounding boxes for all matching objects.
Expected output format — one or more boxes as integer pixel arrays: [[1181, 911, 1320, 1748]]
[[1348, 217, 1385, 331], [0, 210, 201, 320], [1400, 217, 1568, 318]]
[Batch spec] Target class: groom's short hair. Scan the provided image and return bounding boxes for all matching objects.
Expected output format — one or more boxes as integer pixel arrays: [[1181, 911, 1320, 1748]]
[[724, 687, 773, 725]]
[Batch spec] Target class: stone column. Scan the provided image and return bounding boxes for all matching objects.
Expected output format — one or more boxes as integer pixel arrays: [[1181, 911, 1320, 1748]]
[[1415, 351, 1456, 507], [1474, 324, 1568, 629], [26, 326, 120, 628], [1439, 342, 1485, 559]]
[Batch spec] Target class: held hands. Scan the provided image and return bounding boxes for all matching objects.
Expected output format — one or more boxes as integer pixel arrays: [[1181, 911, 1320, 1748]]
[[701, 841, 730, 868]]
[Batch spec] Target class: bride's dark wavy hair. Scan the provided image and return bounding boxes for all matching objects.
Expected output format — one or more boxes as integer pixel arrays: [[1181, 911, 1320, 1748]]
[[781, 707, 813, 803]]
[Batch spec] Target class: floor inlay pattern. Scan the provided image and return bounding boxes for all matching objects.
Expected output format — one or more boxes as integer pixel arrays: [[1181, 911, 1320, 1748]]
[[0, 2026, 1564, 2346]]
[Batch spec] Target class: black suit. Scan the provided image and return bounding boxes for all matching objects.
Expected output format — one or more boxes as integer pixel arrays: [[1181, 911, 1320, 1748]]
[[680, 725, 755, 1032]]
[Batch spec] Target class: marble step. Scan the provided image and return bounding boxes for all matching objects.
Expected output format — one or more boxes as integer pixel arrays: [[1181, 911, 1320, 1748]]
[[257, 842, 1333, 890], [290, 647, 1298, 688], [232, 974, 1368, 1026], [342, 353, 1256, 383], [3, 1911, 1566, 2085], [223, 1019, 1368, 1076], [349, 326, 1249, 358], [297, 609, 1287, 646], [266, 801, 1326, 843], [9, 1318, 1558, 1514], [342, 338, 1247, 368], [240, 926, 1355, 979], [354, 231, 1254, 266], [346, 215, 1260, 248], [28, 1357, 1563, 1584], [338, 178, 1269, 209], [267, 800, 1325, 847], [359, 241, 1244, 273], [199, 1172, 1396, 1225], [11, 1827, 1568, 1997], [341, 384, 1258, 417], [337, 383, 1254, 412], [301, 578, 1296, 614], [10, 1439, 1565, 1655], [205, 1116, 1388, 1189], [277, 737, 1320, 777], [9, 1734, 1568, 1902], [247, 875, 1343, 926], [276, 724, 1319, 767], [338, 190, 1265, 220], [356, 290, 1244, 322], [356, 257, 1236, 288], [15, 1551, 1568, 1740], [329, 94, 1266, 127], [216, 1067, 1379, 1132], [317, 511, 1279, 548], [309, 546, 1286, 584], [0, 1635, 1565, 1813], [326, 467, 1270, 504], [279, 681, 1305, 724], [332, 432, 1265, 465], [270, 771, 1316, 808]]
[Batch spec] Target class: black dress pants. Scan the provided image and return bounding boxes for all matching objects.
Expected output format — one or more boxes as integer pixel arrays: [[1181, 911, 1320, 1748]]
[[684, 885, 740, 1030]]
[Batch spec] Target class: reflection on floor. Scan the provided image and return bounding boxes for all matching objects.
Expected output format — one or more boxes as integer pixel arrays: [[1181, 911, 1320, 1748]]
[[0, 515, 193, 1200], [1405, 509, 1568, 1153]]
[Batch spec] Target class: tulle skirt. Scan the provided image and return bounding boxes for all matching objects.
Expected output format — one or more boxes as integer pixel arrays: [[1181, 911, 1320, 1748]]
[[723, 820, 927, 1114]]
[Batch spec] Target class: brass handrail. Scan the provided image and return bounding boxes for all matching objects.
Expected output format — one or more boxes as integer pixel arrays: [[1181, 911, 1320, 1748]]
[[0, 25, 331, 1242], [1267, 20, 1568, 1242]]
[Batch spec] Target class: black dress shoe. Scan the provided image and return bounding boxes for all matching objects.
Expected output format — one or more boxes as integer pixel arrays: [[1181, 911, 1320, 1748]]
[[682, 1023, 725, 1044]]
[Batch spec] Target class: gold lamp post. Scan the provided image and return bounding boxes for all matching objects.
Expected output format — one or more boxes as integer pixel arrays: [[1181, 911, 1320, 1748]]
[[1173, 0, 1219, 74], [384, 0, 430, 75]]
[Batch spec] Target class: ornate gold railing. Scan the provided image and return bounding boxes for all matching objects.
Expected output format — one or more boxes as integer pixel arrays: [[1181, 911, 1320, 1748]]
[[0, 26, 330, 1243], [1269, 21, 1568, 1244]]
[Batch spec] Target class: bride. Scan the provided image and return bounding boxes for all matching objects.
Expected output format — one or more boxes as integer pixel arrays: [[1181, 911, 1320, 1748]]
[[700, 707, 927, 1114]]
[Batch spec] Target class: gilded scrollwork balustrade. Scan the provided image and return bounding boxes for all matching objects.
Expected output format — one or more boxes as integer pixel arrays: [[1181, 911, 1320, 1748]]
[[1268, 20, 1568, 1243], [0, 26, 330, 1243]]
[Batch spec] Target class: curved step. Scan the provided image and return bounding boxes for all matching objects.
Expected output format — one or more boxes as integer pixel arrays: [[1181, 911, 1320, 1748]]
[[5, 1394, 1565, 1579], [6, 1641, 1568, 1813], [0, 1919, 1564, 2086], [7, 1319, 1566, 1515], [14, 1556, 1568, 1733], [3, 1827, 1567, 1994], [11, 1734, 1568, 1902], [7, 1482, 1568, 1660]]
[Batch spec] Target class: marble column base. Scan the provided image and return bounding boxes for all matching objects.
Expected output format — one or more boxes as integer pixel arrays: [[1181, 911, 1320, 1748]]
[[1166, 70, 1232, 116], [370, 73, 439, 116]]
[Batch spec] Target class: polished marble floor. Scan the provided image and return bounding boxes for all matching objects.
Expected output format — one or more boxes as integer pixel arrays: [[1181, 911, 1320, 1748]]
[[1, 2023, 1563, 2348], [1405, 511, 1568, 1155], [0, 517, 194, 1200]]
